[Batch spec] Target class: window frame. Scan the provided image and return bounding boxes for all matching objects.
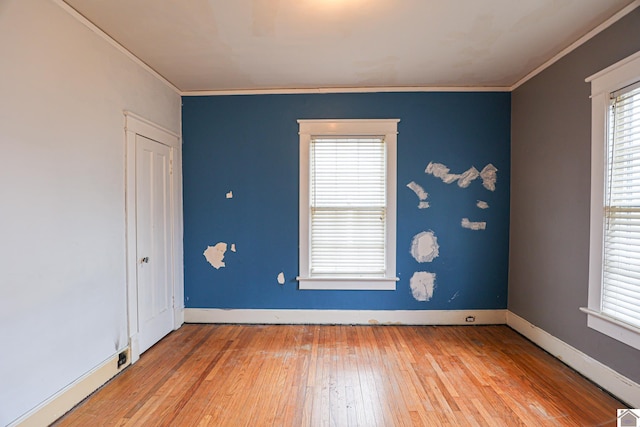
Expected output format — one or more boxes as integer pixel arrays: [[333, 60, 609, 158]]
[[583, 50, 640, 350], [297, 119, 399, 290]]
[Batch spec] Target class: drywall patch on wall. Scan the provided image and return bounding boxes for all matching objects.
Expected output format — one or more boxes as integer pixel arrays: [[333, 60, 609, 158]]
[[461, 218, 486, 230], [226, 191, 233, 198], [230, 243, 236, 252], [406, 181, 429, 208], [410, 272, 436, 301], [410, 231, 439, 262], [477, 200, 489, 209], [203, 242, 228, 269], [480, 164, 498, 191], [277, 272, 285, 285]]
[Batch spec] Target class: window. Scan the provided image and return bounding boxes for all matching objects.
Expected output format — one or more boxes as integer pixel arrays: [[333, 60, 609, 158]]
[[297, 119, 399, 290], [584, 51, 640, 350]]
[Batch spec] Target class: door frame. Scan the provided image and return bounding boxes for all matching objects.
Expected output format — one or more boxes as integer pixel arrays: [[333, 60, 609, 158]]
[[124, 111, 183, 363]]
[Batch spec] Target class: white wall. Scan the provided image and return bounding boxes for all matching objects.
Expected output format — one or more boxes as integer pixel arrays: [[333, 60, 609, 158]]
[[0, 0, 181, 424]]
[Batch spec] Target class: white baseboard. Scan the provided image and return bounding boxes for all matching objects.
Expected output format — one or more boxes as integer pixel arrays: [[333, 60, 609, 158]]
[[10, 349, 130, 427], [184, 308, 507, 325], [507, 311, 640, 408]]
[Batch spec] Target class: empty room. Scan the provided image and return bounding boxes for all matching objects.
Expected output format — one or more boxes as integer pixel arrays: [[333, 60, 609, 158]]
[[2, 0, 640, 425]]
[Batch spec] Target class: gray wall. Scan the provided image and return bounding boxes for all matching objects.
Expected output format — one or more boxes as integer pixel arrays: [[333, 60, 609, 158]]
[[510, 8, 640, 384]]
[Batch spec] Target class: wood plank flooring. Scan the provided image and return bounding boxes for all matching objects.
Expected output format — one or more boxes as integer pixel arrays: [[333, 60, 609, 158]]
[[54, 325, 626, 426]]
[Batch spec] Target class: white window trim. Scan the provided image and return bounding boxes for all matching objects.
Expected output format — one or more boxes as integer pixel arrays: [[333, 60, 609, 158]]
[[583, 50, 640, 351], [297, 119, 399, 290]]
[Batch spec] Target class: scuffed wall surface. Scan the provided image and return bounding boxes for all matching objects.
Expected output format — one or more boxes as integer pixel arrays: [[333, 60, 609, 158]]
[[0, 0, 181, 424], [183, 91, 510, 310], [509, 8, 640, 383]]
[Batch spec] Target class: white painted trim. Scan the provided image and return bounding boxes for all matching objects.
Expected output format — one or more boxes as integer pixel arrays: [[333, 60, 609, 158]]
[[181, 86, 511, 96], [10, 351, 129, 427], [506, 311, 640, 408], [53, 0, 180, 95], [297, 277, 399, 290], [298, 119, 398, 290], [124, 112, 184, 363], [511, 1, 640, 91], [585, 52, 640, 351], [184, 308, 506, 325]]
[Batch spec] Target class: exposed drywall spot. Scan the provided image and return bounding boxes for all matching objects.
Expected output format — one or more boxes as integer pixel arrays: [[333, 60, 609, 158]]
[[457, 167, 479, 188], [230, 243, 236, 252], [203, 242, 228, 269], [226, 191, 233, 198], [277, 272, 285, 285], [480, 164, 497, 191], [368, 319, 380, 324], [406, 181, 428, 200], [410, 231, 439, 263], [448, 290, 460, 302], [418, 201, 430, 209], [410, 272, 436, 302], [476, 200, 489, 209], [461, 218, 486, 230]]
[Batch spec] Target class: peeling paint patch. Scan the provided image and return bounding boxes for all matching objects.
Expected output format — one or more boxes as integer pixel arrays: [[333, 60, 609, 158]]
[[425, 162, 461, 184], [406, 181, 429, 208], [457, 167, 479, 188], [230, 243, 236, 252], [410, 272, 436, 302], [226, 191, 233, 198], [203, 242, 228, 269], [476, 200, 489, 209], [425, 162, 481, 188], [461, 218, 486, 230], [480, 164, 497, 191], [410, 231, 439, 262], [277, 272, 285, 285]]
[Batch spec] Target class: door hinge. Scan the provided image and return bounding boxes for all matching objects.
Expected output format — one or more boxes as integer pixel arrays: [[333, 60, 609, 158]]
[[169, 159, 173, 175]]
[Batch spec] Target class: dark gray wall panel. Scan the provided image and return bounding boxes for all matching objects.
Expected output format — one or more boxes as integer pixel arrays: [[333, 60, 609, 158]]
[[510, 8, 640, 383]]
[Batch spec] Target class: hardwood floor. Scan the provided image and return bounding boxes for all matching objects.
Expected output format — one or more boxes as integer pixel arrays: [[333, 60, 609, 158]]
[[54, 325, 625, 426]]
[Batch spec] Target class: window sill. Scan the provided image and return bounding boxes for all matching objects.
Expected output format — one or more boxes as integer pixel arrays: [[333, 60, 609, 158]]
[[580, 307, 640, 351], [297, 277, 398, 290]]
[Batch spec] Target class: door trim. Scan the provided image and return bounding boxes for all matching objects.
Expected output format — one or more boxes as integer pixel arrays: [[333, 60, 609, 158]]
[[124, 111, 183, 363]]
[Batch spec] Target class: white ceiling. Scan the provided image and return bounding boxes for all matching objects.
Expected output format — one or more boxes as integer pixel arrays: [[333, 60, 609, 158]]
[[63, 0, 637, 93]]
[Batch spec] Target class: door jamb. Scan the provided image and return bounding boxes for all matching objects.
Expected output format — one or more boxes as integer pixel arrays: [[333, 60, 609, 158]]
[[124, 111, 184, 363]]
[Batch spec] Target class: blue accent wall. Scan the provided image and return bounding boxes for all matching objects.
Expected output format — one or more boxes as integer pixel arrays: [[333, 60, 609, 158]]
[[182, 92, 510, 310]]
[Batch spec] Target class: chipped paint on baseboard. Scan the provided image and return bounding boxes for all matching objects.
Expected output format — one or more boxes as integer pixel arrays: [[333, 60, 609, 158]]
[[461, 218, 486, 230], [230, 243, 236, 252], [203, 242, 227, 269], [406, 181, 429, 208], [476, 200, 489, 209], [410, 231, 439, 262], [480, 164, 497, 191], [410, 271, 436, 301], [226, 191, 233, 198], [277, 272, 285, 285]]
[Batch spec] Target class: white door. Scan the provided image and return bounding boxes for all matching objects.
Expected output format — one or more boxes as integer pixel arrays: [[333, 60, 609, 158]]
[[136, 134, 174, 354]]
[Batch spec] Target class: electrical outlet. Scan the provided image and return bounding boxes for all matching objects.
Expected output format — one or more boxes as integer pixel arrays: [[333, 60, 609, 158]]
[[117, 351, 127, 369], [465, 316, 476, 323]]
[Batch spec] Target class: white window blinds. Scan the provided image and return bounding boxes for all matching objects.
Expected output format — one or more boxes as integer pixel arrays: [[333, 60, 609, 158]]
[[603, 81, 640, 328], [310, 137, 386, 277]]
